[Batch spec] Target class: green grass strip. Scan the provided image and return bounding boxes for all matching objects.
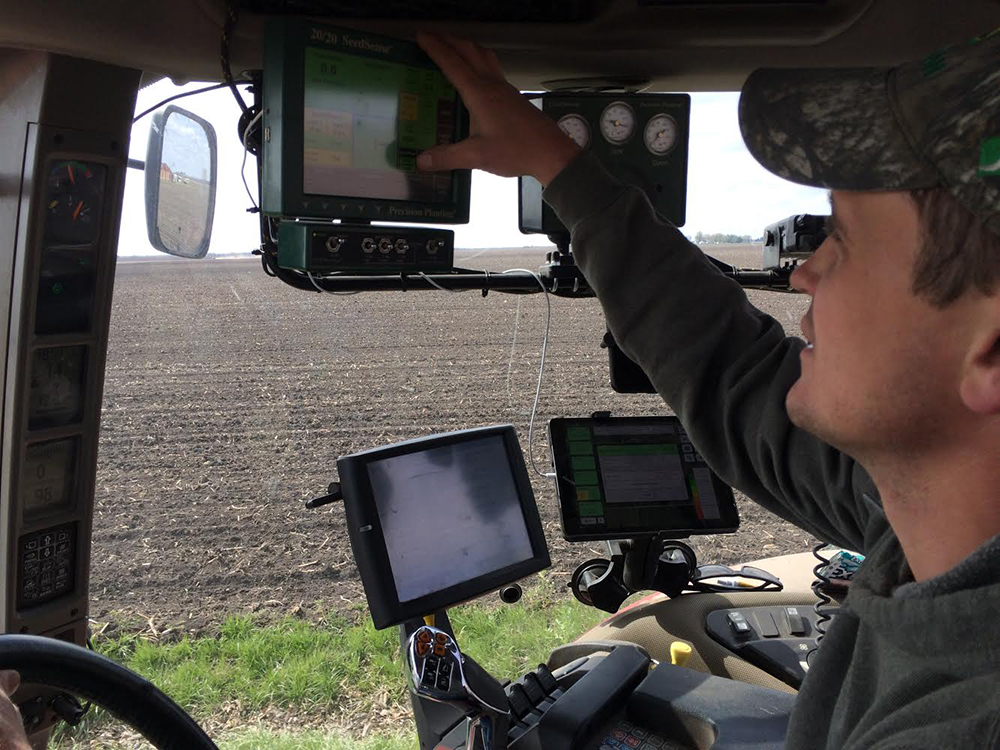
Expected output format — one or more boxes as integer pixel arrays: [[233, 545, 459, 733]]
[[217, 729, 417, 750], [62, 576, 603, 744]]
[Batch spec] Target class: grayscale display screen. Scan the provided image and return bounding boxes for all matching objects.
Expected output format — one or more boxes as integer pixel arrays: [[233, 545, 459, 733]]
[[367, 435, 535, 603]]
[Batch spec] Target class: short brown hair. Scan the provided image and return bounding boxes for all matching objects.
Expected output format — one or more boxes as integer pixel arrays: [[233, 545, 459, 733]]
[[910, 188, 1000, 307]]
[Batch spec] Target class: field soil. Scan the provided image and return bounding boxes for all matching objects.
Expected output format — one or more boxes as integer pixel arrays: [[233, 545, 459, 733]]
[[93, 246, 815, 635]]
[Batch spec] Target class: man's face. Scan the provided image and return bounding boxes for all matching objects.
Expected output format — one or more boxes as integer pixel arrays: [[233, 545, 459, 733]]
[[786, 190, 977, 457]]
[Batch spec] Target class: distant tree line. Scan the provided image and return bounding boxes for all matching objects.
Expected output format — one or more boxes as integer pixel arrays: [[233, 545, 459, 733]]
[[692, 231, 757, 244]]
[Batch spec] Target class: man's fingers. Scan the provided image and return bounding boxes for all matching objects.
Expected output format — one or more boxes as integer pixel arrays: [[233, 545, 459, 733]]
[[436, 32, 502, 80], [417, 138, 483, 172], [0, 671, 20, 698], [481, 46, 507, 81], [416, 32, 480, 97]]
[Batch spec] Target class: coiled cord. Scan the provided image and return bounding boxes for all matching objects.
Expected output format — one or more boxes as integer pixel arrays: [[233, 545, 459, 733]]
[[806, 542, 834, 666]]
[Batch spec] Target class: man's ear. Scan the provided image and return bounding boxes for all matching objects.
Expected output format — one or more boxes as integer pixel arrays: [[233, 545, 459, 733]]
[[959, 301, 1000, 415]]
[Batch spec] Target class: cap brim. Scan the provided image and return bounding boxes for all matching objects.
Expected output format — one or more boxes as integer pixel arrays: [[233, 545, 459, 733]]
[[738, 66, 941, 192]]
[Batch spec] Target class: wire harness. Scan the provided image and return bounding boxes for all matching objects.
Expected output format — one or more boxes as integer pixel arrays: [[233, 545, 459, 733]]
[[807, 543, 834, 665]]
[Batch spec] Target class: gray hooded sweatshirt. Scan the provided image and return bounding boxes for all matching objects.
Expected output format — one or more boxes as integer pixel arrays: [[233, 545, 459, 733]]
[[543, 151, 1000, 750]]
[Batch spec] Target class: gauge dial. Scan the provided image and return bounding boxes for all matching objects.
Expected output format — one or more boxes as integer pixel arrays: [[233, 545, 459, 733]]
[[644, 114, 679, 156], [556, 114, 591, 149], [45, 160, 106, 246], [599, 101, 636, 144]]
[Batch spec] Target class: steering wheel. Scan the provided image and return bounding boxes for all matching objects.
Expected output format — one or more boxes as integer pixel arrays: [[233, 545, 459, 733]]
[[0, 635, 216, 749]]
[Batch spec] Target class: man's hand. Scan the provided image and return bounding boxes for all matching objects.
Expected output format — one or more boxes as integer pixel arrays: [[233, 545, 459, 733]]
[[416, 32, 581, 186], [0, 671, 30, 750]]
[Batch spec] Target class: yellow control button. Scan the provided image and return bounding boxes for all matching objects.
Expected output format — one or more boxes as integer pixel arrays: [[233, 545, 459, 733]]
[[670, 641, 693, 668]]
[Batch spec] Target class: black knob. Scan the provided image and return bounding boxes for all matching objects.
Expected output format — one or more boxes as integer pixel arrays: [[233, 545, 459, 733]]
[[499, 584, 522, 604]]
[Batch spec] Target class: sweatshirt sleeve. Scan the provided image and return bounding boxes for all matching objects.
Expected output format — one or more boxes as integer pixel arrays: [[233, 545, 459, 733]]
[[543, 151, 873, 552]]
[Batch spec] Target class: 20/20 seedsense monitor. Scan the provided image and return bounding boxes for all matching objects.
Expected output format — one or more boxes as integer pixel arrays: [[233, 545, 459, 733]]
[[262, 20, 471, 223]]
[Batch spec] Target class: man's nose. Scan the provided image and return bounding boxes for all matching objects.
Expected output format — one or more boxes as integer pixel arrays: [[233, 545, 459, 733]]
[[789, 240, 831, 295]]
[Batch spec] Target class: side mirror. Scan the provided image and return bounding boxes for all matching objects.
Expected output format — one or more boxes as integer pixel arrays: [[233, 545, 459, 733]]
[[144, 105, 217, 258]]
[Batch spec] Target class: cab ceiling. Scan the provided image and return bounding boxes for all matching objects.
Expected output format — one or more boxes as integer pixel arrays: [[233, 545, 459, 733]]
[[0, 0, 998, 91]]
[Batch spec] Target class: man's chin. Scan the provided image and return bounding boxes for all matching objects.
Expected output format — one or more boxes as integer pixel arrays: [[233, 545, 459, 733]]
[[785, 381, 818, 434], [786, 383, 846, 450]]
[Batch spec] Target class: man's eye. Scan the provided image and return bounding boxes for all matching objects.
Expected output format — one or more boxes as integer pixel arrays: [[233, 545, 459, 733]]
[[823, 217, 840, 241]]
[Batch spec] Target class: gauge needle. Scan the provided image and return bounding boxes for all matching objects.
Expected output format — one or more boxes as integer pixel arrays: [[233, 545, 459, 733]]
[[67, 164, 75, 185], [72, 201, 84, 220]]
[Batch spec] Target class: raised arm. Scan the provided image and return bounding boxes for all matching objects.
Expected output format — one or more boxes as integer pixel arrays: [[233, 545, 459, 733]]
[[417, 32, 880, 552]]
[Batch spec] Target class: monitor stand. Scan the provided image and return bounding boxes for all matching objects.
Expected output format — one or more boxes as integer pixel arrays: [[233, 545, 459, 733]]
[[569, 535, 700, 614]]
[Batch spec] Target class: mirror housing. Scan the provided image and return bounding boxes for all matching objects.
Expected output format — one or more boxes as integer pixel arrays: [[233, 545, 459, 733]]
[[144, 105, 217, 259]]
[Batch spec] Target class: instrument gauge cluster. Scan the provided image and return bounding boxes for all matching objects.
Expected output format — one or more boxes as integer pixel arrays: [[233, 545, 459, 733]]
[[520, 93, 690, 234], [547, 102, 685, 156]]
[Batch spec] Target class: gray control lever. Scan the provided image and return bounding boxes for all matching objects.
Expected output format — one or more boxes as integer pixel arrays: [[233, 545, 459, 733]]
[[405, 625, 510, 750]]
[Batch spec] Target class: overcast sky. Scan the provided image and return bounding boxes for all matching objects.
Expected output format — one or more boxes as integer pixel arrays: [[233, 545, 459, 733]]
[[120, 80, 829, 256]]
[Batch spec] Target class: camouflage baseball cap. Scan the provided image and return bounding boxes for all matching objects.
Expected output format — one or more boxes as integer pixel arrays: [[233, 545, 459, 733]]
[[738, 28, 1000, 236]]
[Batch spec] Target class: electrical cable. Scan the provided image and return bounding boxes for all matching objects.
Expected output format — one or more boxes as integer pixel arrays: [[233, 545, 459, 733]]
[[307, 272, 360, 296], [505, 297, 527, 417], [417, 272, 472, 293], [221, 0, 250, 116], [501, 268, 555, 479], [260, 252, 276, 277], [806, 542, 834, 666], [132, 81, 249, 123], [240, 109, 264, 211], [412, 265, 553, 477]]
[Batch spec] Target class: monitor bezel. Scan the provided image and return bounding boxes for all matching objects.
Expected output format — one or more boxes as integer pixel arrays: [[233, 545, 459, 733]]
[[548, 416, 740, 542], [262, 19, 472, 224], [338, 425, 551, 630]]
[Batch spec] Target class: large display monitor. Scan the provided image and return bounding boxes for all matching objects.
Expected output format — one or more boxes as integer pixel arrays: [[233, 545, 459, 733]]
[[549, 417, 739, 541], [262, 20, 471, 223], [338, 426, 551, 629]]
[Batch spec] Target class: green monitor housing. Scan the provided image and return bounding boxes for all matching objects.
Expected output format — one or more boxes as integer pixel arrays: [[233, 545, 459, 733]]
[[262, 20, 471, 224]]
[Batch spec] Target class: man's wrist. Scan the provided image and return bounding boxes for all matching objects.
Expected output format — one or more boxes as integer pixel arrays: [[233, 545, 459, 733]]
[[533, 141, 582, 187]]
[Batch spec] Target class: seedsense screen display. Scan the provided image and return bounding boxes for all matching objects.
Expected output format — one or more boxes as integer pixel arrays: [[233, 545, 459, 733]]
[[302, 46, 456, 203]]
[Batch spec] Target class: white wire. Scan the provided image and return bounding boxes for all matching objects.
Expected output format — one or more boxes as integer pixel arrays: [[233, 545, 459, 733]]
[[241, 109, 264, 211], [307, 271, 360, 296], [505, 296, 526, 417], [417, 272, 470, 293], [500, 269, 556, 480]]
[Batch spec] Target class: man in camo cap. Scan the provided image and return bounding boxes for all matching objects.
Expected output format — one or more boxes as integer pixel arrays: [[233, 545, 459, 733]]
[[415, 28, 1000, 749]]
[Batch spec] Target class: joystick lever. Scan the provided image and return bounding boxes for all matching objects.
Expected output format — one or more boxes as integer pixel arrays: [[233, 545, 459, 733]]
[[405, 625, 510, 750]]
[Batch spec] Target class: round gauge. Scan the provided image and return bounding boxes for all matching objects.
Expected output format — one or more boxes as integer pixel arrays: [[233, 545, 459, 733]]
[[45, 160, 106, 246], [599, 101, 636, 144], [644, 114, 679, 156], [556, 114, 591, 149]]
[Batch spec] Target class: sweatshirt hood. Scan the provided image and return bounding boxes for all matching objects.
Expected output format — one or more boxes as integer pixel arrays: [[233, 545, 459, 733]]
[[845, 528, 1000, 658]]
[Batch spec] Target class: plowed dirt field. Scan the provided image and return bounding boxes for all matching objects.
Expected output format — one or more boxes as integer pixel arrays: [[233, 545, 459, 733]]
[[93, 246, 815, 634]]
